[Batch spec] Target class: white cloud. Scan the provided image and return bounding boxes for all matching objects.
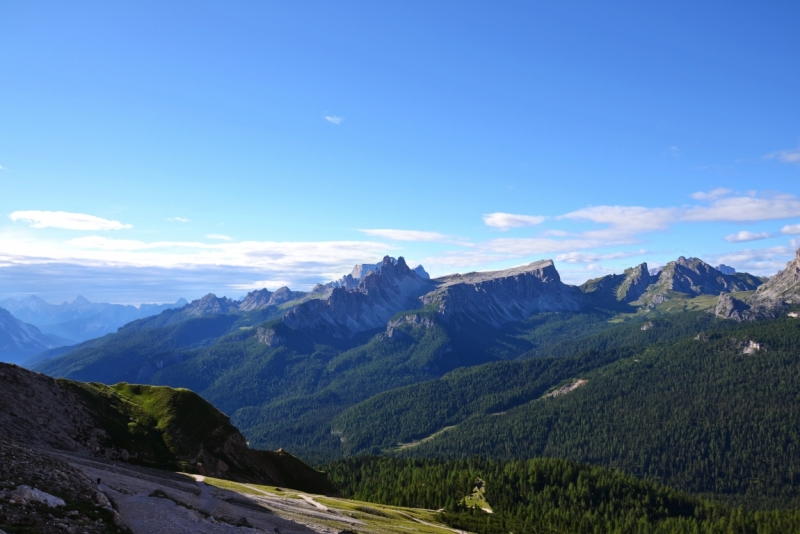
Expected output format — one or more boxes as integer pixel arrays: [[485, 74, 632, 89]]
[[682, 194, 800, 222], [168, 217, 189, 223], [358, 228, 469, 245], [230, 279, 293, 291], [206, 234, 232, 241], [691, 188, 732, 200], [781, 224, 800, 235], [0, 165, 5, 171], [724, 231, 773, 243], [555, 249, 648, 264], [325, 116, 343, 125], [708, 246, 795, 276], [0, 231, 391, 278], [483, 212, 546, 230], [765, 144, 800, 165], [9, 210, 132, 230], [562, 205, 677, 240]]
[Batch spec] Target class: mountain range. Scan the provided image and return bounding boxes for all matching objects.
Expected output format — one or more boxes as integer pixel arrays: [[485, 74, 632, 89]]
[[0, 307, 69, 365], [0, 295, 187, 343], [33, 251, 799, 466], [6, 249, 800, 531]]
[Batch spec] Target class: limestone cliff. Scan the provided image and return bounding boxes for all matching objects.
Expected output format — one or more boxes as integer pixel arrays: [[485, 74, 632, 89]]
[[421, 260, 583, 327]]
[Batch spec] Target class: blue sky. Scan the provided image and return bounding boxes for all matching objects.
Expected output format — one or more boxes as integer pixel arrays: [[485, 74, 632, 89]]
[[1, 1, 799, 304]]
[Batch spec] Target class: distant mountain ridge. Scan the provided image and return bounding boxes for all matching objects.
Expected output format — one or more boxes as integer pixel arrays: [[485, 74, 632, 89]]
[[582, 257, 763, 311], [0, 295, 187, 343], [0, 308, 68, 364]]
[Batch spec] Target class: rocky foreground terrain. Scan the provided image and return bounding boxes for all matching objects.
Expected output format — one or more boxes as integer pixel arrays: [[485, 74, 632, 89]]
[[0, 363, 354, 533]]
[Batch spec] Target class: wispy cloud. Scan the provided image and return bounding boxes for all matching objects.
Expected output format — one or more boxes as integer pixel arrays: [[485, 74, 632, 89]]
[[358, 228, 470, 245], [708, 246, 795, 275], [325, 116, 343, 125], [561, 205, 677, 240], [483, 212, 546, 230], [724, 231, 773, 243], [229, 279, 293, 291], [555, 249, 648, 264], [0, 232, 391, 284], [765, 144, 800, 165], [683, 193, 800, 222], [781, 224, 800, 235], [9, 210, 132, 231], [691, 188, 732, 200], [206, 234, 232, 241], [0, 165, 6, 171], [168, 217, 189, 223]]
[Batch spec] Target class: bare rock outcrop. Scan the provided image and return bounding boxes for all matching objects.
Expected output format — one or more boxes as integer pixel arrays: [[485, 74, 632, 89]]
[[385, 314, 436, 338]]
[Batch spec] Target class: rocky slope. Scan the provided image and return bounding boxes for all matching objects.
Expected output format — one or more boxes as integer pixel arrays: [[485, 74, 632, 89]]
[[420, 260, 583, 328], [0, 307, 66, 364], [0, 362, 337, 495], [748, 248, 800, 309], [238, 287, 306, 311], [284, 256, 435, 337], [580, 263, 653, 308]]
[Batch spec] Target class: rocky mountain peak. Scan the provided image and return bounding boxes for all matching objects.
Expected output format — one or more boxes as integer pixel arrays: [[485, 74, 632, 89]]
[[283, 255, 434, 337], [324, 256, 429, 290], [635, 256, 761, 308], [238, 289, 273, 312], [182, 293, 238, 317]]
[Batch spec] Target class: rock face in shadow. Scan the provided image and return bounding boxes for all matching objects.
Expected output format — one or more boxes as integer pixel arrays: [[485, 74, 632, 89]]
[[284, 256, 435, 338], [0, 363, 338, 496], [421, 260, 583, 327], [715, 294, 754, 322], [580, 263, 653, 308]]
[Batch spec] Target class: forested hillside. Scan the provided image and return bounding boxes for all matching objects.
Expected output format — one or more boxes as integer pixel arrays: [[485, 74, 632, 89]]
[[324, 456, 800, 533], [376, 316, 800, 507]]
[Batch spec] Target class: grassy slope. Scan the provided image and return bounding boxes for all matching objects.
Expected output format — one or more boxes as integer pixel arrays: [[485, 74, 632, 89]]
[[62, 380, 338, 495]]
